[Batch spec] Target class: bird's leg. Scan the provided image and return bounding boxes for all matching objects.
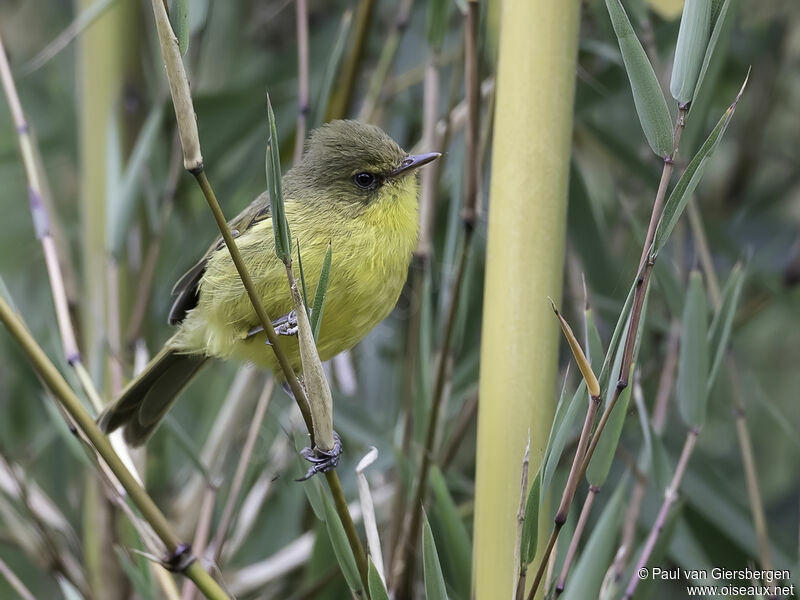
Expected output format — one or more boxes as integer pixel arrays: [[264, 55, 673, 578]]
[[297, 431, 343, 481], [244, 308, 310, 342]]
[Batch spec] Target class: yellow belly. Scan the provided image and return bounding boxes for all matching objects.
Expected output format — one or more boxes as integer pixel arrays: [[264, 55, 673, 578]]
[[171, 185, 418, 377]]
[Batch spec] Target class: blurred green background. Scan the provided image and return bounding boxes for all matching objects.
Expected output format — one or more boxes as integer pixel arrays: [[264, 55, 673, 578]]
[[0, 0, 798, 598]]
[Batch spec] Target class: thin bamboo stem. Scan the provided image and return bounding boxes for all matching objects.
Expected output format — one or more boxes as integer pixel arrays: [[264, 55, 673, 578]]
[[395, 6, 480, 594], [325, 0, 376, 121], [555, 486, 599, 596], [622, 429, 699, 599], [210, 379, 275, 565], [0, 296, 230, 600], [689, 206, 774, 572], [0, 557, 36, 600], [149, 0, 368, 584]]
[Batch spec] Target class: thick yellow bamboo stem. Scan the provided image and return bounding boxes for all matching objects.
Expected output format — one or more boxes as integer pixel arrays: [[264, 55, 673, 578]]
[[473, 1, 580, 598]]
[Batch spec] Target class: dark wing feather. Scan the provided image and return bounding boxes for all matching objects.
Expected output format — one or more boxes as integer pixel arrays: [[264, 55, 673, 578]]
[[167, 193, 271, 325]]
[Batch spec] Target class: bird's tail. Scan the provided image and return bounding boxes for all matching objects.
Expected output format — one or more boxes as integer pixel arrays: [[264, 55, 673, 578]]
[[98, 346, 207, 446]]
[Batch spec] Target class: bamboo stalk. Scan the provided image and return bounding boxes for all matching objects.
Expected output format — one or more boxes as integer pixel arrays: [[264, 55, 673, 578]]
[[473, 0, 580, 596], [555, 486, 599, 596], [0, 296, 231, 600], [0, 557, 36, 600]]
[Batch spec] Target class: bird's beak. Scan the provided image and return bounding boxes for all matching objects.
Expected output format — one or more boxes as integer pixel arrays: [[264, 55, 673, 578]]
[[387, 152, 441, 179]]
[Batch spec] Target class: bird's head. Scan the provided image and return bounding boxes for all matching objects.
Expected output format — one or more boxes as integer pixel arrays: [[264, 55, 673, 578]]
[[286, 120, 440, 209]]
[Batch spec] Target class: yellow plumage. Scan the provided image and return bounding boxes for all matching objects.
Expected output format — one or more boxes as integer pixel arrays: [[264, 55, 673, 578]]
[[173, 173, 419, 372], [99, 120, 437, 445]]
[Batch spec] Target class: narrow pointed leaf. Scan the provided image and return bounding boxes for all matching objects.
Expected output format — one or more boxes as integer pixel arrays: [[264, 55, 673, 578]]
[[670, 0, 712, 103], [677, 271, 710, 429], [313, 10, 352, 129], [652, 76, 747, 256], [707, 263, 744, 391], [265, 93, 291, 262], [322, 492, 363, 594], [422, 511, 449, 600], [296, 240, 310, 313], [310, 243, 332, 342], [559, 479, 629, 599], [430, 467, 471, 598], [543, 380, 586, 496], [691, 0, 734, 105], [585, 306, 605, 372], [427, 0, 451, 51], [170, 0, 190, 55], [604, 0, 674, 156], [368, 558, 391, 600], [520, 468, 542, 565]]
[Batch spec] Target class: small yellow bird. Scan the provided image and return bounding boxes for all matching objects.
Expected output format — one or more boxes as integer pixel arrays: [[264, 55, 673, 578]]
[[100, 120, 439, 445]]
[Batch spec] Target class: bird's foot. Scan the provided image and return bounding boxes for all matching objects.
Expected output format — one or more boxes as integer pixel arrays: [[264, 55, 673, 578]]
[[274, 309, 300, 337], [297, 431, 342, 481], [245, 308, 308, 343]]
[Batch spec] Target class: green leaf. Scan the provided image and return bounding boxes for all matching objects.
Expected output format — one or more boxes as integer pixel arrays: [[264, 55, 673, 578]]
[[597, 281, 636, 396], [368, 558, 391, 600], [652, 76, 747, 256], [265, 93, 292, 262], [559, 479, 629, 599], [691, 0, 734, 106], [677, 271, 710, 429], [310, 243, 332, 342], [111, 104, 165, 257], [670, 0, 712, 103], [587, 336, 633, 487], [520, 468, 542, 566], [631, 499, 685, 600], [543, 381, 585, 496], [707, 263, 744, 391], [427, 0, 451, 51], [422, 510, 449, 600], [322, 491, 363, 594], [296, 240, 310, 313], [430, 467, 471, 599], [170, 0, 190, 55], [604, 0, 674, 156], [313, 10, 352, 129], [585, 306, 605, 372]]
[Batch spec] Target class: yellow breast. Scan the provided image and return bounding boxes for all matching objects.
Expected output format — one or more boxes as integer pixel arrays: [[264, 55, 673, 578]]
[[172, 177, 419, 377]]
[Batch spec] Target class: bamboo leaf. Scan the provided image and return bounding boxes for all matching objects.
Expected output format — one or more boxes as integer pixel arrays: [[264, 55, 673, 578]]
[[368, 558, 391, 600], [585, 305, 605, 372], [422, 510, 449, 600], [430, 467, 471, 598], [322, 491, 363, 594], [111, 104, 164, 257], [670, 0, 712, 103], [707, 263, 744, 391], [652, 74, 748, 256], [170, 0, 190, 55], [310, 243, 332, 342], [313, 10, 352, 129], [604, 0, 674, 156], [678, 271, 710, 429], [587, 332, 633, 487], [691, 0, 734, 106], [520, 468, 542, 566], [631, 500, 685, 600], [265, 93, 292, 262], [543, 381, 585, 496], [559, 479, 628, 599], [428, 0, 451, 51], [296, 240, 310, 313]]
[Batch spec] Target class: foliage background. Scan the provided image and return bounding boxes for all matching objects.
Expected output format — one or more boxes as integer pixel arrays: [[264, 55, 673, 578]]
[[0, 0, 798, 598]]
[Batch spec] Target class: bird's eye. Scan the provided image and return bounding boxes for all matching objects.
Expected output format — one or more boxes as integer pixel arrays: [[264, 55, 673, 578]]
[[353, 172, 376, 189]]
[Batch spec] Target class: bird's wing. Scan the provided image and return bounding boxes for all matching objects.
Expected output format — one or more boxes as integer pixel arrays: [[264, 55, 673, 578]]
[[168, 192, 271, 324]]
